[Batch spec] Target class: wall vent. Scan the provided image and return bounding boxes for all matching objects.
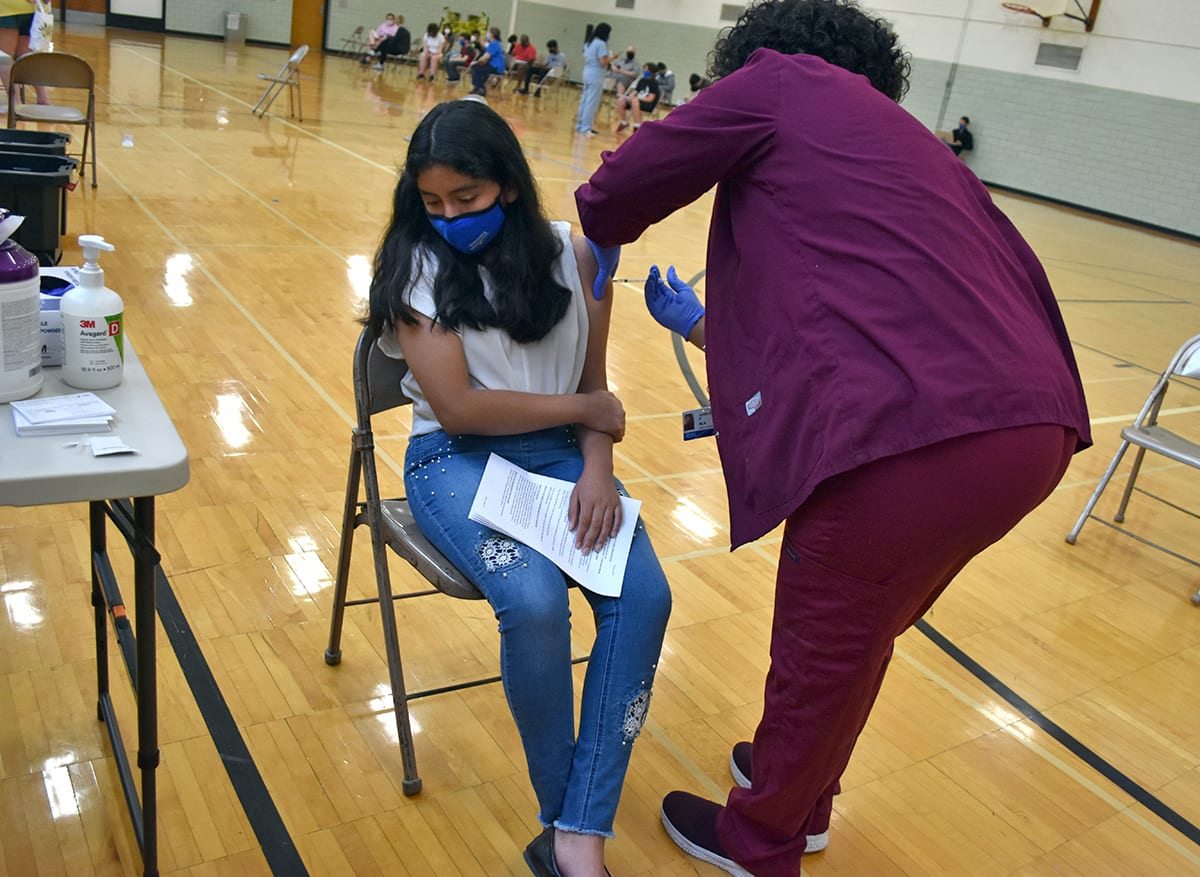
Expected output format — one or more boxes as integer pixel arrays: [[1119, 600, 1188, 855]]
[[719, 4, 746, 22], [1035, 42, 1083, 71], [615, 0, 635, 9]]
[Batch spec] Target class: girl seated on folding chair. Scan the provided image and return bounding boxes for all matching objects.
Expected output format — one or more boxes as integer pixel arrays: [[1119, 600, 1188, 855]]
[[367, 99, 671, 877]]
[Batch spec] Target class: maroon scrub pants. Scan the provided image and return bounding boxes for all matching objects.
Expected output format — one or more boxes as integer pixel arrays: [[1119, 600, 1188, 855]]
[[716, 423, 1077, 877]]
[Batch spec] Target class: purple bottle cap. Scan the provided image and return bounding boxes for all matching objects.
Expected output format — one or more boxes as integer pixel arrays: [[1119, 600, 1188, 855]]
[[0, 209, 38, 282]]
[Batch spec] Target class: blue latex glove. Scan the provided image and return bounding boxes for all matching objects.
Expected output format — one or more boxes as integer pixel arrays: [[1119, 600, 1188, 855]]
[[644, 264, 705, 338], [586, 238, 621, 300]]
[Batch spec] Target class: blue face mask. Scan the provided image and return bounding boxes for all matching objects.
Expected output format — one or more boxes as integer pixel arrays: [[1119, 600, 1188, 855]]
[[427, 198, 506, 254]]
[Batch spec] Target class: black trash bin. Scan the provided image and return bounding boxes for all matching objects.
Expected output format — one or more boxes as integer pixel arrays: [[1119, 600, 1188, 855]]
[[0, 152, 79, 264], [0, 130, 71, 155]]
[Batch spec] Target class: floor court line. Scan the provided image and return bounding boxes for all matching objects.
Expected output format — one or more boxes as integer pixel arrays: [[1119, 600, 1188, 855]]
[[913, 620, 1200, 856]]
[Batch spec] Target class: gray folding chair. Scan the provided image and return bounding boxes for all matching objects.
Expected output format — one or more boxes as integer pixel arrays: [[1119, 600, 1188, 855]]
[[252, 45, 308, 120], [339, 25, 367, 57], [1066, 333, 1200, 604], [532, 62, 568, 100], [8, 52, 96, 188], [325, 326, 483, 795]]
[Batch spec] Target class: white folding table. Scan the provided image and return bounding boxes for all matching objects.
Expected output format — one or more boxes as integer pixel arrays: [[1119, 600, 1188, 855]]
[[0, 341, 189, 877]]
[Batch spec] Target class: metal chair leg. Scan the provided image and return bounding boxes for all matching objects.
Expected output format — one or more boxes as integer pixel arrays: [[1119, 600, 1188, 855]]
[[1113, 446, 1147, 524], [360, 445, 423, 795], [325, 440, 364, 665], [1066, 439, 1131, 544]]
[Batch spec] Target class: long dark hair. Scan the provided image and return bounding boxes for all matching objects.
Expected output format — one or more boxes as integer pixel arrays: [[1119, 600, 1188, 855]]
[[709, 0, 910, 102], [368, 101, 571, 344], [589, 22, 611, 46]]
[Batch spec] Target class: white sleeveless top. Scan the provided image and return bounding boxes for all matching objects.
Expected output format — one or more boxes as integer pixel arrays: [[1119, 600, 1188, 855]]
[[377, 221, 588, 437]]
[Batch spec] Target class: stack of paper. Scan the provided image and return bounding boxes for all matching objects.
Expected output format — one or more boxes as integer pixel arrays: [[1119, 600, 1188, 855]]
[[10, 392, 116, 437], [468, 453, 642, 597]]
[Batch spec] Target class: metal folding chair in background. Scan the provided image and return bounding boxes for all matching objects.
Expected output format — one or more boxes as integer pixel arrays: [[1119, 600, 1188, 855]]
[[7, 52, 97, 188], [252, 44, 308, 120], [339, 25, 367, 56], [533, 63, 568, 100], [1066, 333, 1200, 604]]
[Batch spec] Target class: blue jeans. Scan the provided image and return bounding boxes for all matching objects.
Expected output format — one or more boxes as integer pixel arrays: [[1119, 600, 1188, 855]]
[[404, 427, 672, 836], [576, 73, 605, 132]]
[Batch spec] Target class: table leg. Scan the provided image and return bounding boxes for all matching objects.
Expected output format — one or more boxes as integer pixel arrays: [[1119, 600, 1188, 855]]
[[133, 496, 158, 877], [91, 501, 108, 721]]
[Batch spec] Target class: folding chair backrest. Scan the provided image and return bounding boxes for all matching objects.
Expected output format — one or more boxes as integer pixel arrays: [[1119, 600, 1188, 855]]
[[357, 326, 414, 417], [1174, 335, 1200, 379], [10, 52, 94, 90], [8, 52, 97, 187], [1129, 333, 1200, 428], [351, 325, 480, 600], [288, 44, 309, 68]]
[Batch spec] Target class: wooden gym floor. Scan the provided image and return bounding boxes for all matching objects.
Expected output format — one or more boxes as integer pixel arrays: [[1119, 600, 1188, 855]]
[[1, 27, 1199, 877]]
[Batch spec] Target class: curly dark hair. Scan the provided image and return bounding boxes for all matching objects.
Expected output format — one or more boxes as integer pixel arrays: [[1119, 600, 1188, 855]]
[[708, 0, 910, 102]]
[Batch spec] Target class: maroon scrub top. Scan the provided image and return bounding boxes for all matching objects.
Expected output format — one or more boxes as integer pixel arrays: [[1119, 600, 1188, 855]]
[[576, 48, 1090, 548]]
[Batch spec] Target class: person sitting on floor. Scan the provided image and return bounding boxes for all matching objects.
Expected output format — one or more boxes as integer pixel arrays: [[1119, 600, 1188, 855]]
[[942, 115, 974, 156]]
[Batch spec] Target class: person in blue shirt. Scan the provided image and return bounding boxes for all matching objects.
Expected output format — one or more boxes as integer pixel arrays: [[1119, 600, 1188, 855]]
[[470, 26, 507, 96], [575, 23, 612, 135]]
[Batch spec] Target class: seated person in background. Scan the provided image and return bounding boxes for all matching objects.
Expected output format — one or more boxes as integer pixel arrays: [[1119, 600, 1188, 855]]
[[654, 62, 675, 104], [470, 26, 507, 96], [517, 38, 567, 95], [615, 63, 660, 132], [416, 22, 447, 81], [609, 46, 638, 95], [680, 72, 710, 102], [509, 34, 538, 83], [941, 116, 974, 155], [371, 18, 411, 71], [365, 13, 398, 52], [443, 32, 477, 82]]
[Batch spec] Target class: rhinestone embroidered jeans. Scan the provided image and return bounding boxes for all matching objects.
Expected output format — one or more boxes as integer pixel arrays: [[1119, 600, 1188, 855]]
[[404, 426, 672, 835]]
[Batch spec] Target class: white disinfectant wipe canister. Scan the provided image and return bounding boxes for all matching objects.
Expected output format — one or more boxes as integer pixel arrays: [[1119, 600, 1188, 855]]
[[0, 210, 45, 403], [61, 235, 124, 390]]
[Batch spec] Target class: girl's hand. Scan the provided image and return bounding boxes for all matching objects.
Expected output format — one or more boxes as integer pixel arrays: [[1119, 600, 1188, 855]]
[[568, 469, 623, 555], [580, 390, 625, 442]]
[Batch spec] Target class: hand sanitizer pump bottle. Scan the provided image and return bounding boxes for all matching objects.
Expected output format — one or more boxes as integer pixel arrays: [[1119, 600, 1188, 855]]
[[61, 235, 124, 389]]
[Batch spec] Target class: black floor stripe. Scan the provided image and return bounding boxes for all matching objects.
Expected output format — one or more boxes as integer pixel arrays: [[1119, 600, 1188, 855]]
[[154, 567, 309, 875], [915, 618, 1200, 848]]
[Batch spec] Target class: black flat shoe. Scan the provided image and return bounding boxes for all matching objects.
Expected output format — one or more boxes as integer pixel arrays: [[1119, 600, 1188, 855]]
[[523, 827, 563, 876]]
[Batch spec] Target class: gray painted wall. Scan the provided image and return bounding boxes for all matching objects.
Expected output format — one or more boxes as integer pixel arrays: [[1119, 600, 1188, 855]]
[[926, 62, 1199, 237], [165, 0, 293, 45], [174, 3, 1199, 238]]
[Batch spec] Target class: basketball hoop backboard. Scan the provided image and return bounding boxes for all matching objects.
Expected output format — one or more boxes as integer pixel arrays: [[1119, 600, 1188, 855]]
[[1000, 0, 1100, 31]]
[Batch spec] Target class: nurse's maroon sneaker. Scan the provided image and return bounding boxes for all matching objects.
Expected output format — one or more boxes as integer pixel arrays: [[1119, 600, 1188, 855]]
[[661, 791, 753, 877]]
